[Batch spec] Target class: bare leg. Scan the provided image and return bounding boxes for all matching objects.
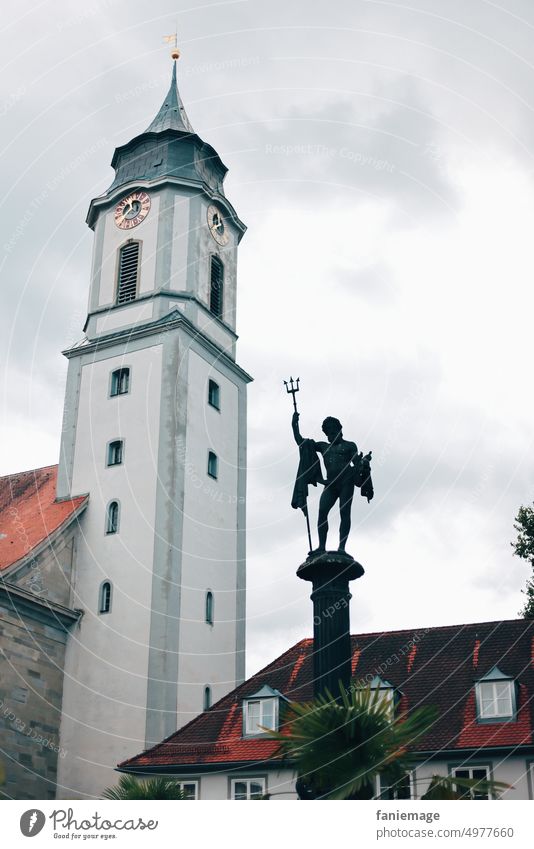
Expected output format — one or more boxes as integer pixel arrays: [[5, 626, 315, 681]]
[[317, 485, 338, 551], [338, 484, 354, 551]]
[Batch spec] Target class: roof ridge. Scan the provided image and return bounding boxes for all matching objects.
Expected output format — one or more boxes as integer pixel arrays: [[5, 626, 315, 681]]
[[0, 463, 58, 481]]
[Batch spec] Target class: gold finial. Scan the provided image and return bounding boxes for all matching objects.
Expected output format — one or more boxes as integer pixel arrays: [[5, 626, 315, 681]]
[[162, 31, 179, 60]]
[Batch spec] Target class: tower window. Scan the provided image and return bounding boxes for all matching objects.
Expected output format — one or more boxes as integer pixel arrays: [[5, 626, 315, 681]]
[[209, 255, 224, 319], [207, 451, 218, 479], [208, 379, 220, 410], [107, 440, 124, 466], [205, 591, 214, 625], [106, 501, 120, 534], [110, 368, 130, 396], [203, 686, 212, 711], [116, 241, 140, 304], [99, 581, 112, 614]]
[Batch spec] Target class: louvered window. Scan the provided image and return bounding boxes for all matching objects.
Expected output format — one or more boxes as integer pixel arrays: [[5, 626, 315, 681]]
[[116, 242, 140, 304], [209, 255, 224, 319]]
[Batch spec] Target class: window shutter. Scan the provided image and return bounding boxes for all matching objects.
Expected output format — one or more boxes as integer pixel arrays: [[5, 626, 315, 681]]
[[209, 255, 224, 318], [117, 242, 140, 304]]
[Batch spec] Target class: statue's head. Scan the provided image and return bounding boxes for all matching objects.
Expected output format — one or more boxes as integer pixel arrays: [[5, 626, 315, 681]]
[[322, 416, 343, 442]]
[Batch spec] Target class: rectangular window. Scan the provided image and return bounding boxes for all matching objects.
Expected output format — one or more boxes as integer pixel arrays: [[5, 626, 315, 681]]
[[177, 781, 199, 800], [451, 766, 491, 800], [107, 440, 123, 466], [477, 681, 514, 720], [373, 687, 395, 718], [208, 379, 220, 410], [110, 368, 130, 396], [244, 698, 277, 735], [207, 451, 218, 479], [231, 778, 266, 800], [375, 773, 412, 799]]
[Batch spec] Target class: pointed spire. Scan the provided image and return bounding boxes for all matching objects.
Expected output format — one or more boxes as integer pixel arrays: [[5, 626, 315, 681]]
[[145, 60, 194, 135]]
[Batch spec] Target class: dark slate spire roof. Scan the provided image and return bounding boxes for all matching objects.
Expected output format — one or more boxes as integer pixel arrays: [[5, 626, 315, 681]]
[[145, 60, 193, 134]]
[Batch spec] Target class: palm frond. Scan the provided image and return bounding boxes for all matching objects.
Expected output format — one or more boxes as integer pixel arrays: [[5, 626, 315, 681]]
[[102, 775, 187, 800]]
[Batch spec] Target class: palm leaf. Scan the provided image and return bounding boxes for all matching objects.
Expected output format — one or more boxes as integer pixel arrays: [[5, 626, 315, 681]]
[[266, 684, 437, 800], [102, 775, 187, 800]]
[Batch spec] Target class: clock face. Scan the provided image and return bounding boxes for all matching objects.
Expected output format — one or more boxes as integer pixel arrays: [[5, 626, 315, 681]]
[[207, 204, 229, 246], [114, 191, 151, 230]]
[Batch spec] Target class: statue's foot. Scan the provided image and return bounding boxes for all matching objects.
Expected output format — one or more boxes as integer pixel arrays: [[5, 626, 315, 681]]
[[308, 547, 326, 557]]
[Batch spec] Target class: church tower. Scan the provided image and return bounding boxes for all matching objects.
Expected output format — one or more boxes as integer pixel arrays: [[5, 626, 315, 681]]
[[56, 55, 250, 798]]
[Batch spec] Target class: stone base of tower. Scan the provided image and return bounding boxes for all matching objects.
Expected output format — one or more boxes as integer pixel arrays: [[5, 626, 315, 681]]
[[297, 551, 364, 698]]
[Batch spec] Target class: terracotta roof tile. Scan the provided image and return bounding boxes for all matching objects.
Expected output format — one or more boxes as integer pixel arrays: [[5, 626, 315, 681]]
[[120, 619, 534, 771], [0, 465, 87, 571]]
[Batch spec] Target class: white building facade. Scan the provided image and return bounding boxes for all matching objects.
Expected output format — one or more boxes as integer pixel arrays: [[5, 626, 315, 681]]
[[55, 60, 250, 799]]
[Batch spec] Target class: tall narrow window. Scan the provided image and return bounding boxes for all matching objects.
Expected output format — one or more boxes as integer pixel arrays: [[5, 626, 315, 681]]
[[208, 379, 220, 410], [116, 242, 140, 304], [99, 581, 112, 614], [209, 255, 224, 319], [205, 591, 214, 625], [207, 451, 218, 479], [110, 368, 130, 396], [106, 501, 120, 534], [203, 686, 211, 711], [107, 440, 123, 466]]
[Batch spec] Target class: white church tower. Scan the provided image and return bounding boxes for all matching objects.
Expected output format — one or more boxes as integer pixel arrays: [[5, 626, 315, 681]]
[[56, 55, 250, 798]]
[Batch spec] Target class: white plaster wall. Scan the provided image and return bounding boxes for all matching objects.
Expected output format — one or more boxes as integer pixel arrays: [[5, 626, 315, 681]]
[[97, 195, 160, 307], [96, 300, 153, 334], [169, 192, 192, 291], [171, 768, 296, 800], [177, 351, 241, 725], [57, 345, 163, 799]]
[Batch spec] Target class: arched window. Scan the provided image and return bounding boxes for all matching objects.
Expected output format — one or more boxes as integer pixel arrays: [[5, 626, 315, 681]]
[[116, 241, 140, 304], [106, 501, 120, 534], [107, 439, 123, 466], [203, 686, 211, 711], [99, 581, 112, 614], [205, 591, 214, 625], [209, 255, 224, 319], [110, 367, 130, 396]]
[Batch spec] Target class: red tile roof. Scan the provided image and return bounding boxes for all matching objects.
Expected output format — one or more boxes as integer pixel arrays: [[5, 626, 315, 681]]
[[0, 465, 87, 572], [120, 618, 534, 772]]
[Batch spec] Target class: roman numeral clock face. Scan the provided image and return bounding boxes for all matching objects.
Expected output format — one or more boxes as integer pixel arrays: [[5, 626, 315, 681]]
[[114, 191, 151, 229]]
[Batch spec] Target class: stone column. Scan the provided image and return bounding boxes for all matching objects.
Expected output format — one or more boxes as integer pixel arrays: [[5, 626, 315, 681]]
[[297, 552, 364, 698]]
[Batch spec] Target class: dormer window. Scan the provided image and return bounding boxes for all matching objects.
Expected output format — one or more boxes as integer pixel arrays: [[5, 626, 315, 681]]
[[243, 685, 285, 736], [476, 667, 516, 722], [369, 675, 396, 717]]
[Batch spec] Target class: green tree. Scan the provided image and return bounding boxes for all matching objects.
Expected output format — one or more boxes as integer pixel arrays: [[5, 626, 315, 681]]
[[102, 775, 187, 800], [511, 503, 534, 618], [267, 685, 437, 800]]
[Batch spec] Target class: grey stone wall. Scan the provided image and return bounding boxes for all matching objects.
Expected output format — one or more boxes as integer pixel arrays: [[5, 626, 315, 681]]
[[0, 603, 68, 799]]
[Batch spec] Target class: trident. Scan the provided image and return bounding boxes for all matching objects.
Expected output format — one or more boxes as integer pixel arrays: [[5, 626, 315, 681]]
[[284, 376, 313, 552], [284, 376, 300, 412]]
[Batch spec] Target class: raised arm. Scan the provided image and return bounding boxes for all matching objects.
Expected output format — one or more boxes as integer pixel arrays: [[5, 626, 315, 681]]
[[292, 411, 304, 445]]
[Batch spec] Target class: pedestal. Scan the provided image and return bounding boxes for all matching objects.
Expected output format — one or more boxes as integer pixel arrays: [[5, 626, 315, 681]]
[[297, 551, 364, 699]]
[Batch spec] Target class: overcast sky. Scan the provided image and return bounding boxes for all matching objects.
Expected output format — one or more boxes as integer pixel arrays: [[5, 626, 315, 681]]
[[1, 0, 534, 676]]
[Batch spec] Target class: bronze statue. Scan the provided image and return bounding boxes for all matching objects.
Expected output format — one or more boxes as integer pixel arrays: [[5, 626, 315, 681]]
[[291, 412, 373, 554]]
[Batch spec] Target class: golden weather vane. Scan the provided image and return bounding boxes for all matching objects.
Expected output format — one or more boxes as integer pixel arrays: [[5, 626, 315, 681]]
[[162, 29, 180, 60]]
